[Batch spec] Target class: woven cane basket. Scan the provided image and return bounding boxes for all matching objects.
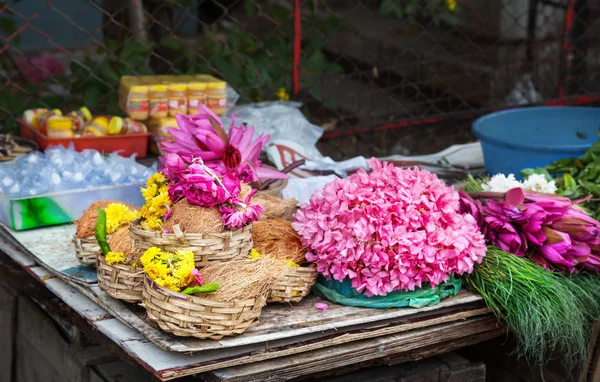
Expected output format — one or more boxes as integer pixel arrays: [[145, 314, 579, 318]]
[[269, 265, 318, 303], [143, 275, 267, 339], [130, 223, 253, 267], [97, 255, 144, 303], [74, 236, 102, 266]]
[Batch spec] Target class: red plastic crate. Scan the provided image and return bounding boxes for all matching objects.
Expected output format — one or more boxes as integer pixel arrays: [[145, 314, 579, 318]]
[[18, 119, 150, 158]]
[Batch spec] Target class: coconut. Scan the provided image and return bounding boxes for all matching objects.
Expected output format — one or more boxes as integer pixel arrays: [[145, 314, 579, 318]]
[[107, 226, 144, 263], [200, 257, 288, 301], [252, 219, 307, 265], [75, 200, 120, 238], [253, 193, 297, 221], [163, 199, 225, 234]]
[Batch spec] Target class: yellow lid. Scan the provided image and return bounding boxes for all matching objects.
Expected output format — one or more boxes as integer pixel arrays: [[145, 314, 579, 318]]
[[206, 82, 226, 89], [79, 106, 92, 121], [48, 118, 73, 130], [195, 74, 214, 82], [108, 117, 123, 135], [149, 84, 168, 92], [140, 75, 156, 83], [168, 83, 187, 91], [149, 117, 178, 127], [92, 116, 109, 128], [129, 85, 148, 94], [188, 82, 207, 91]]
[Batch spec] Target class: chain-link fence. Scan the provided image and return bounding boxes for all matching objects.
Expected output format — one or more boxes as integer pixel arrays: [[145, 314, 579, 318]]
[[1, 0, 599, 159]]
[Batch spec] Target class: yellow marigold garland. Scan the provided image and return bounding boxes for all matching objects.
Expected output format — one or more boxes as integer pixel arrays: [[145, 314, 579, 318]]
[[105, 251, 127, 265], [105, 203, 139, 235], [140, 173, 172, 231], [140, 247, 195, 292]]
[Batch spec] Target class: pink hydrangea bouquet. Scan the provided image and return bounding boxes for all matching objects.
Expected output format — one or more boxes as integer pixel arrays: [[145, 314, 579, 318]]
[[293, 159, 487, 296], [460, 188, 600, 272]]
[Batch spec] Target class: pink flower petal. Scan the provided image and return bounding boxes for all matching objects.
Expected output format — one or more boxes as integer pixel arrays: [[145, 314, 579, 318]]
[[314, 302, 329, 311]]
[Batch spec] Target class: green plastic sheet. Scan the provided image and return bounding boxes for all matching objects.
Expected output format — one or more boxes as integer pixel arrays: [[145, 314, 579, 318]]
[[312, 275, 462, 309]]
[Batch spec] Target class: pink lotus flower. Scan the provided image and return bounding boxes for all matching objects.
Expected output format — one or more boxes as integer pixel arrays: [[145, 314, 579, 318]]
[[168, 160, 240, 207], [160, 105, 287, 183], [294, 158, 487, 296], [218, 189, 264, 229], [462, 187, 600, 273]]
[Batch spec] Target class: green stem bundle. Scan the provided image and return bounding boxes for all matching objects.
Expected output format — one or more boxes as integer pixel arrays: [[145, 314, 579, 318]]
[[463, 247, 600, 370]]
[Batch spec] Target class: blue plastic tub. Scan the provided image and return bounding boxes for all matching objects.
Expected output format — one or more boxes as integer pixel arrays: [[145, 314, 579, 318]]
[[473, 106, 600, 180]]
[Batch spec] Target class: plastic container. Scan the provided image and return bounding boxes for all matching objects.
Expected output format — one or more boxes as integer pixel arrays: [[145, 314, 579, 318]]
[[126, 85, 149, 120], [187, 82, 206, 114], [19, 119, 150, 158], [67, 106, 92, 132], [148, 117, 177, 155], [0, 181, 145, 231], [168, 83, 187, 116], [33, 109, 62, 134], [108, 117, 148, 135], [84, 117, 109, 136], [206, 81, 227, 115], [47, 118, 74, 139], [149, 84, 168, 118], [473, 106, 600, 180]]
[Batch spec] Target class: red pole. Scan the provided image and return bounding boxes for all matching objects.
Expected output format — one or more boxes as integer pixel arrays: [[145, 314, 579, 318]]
[[293, 0, 301, 95]]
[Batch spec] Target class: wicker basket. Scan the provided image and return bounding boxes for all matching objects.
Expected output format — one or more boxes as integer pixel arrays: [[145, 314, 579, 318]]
[[143, 275, 267, 339], [97, 255, 144, 303], [74, 236, 101, 266], [130, 223, 253, 267], [269, 265, 319, 303]]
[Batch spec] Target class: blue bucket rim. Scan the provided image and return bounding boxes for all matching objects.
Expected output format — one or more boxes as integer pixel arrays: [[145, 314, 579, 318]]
[[472, 106, 600, 153]]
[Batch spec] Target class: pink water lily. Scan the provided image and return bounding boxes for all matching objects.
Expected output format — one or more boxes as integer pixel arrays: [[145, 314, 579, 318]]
[[160, 105, 287, 183], [168, 160, 241, 207], [218, 189, 264, 229], [461, 187, 600, 273]]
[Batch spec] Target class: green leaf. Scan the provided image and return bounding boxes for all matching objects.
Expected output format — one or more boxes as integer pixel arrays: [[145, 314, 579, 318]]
[[0, 16, 20, 45], [94, 208, 111, 256], [83, 85, 100, 107], [563, 173, 578, 190], [181, 283, 220, 295], [379, 0, 404, 18], [265, 4, 291, 22], [520, 167, 553, 182], [99, 63, 120, 84], [160, 35, 184, 51]]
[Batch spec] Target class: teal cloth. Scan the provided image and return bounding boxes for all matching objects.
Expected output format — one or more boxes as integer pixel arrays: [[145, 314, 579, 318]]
[[312, 275, 462, 309]]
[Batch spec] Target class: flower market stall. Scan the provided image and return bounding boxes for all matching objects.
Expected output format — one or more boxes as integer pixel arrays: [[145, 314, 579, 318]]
[[2, 104, 600, 381]]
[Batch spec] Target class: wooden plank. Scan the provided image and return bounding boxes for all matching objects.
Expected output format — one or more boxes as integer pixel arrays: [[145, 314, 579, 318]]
[[89, 369, 105, 382], [43, 278, 110, 322], [17, 297, 88, 382], [15, 334, 65, 382], [92, 305, 491, 380], [83, 278, 484, 353], [8, 224, 97, 286], [0, 282, 18, 382], [94, 360, 152, 382], [74, 345, 119, 366], [207, 316, 504, 382]]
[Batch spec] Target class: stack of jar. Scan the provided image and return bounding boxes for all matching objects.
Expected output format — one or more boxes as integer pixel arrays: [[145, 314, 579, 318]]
[[24, 107, 148, 139], [119, 74, 227, 120]]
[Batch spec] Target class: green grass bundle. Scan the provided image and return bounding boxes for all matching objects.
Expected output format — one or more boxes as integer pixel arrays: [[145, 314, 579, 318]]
[[463, 246, 600, 370]]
